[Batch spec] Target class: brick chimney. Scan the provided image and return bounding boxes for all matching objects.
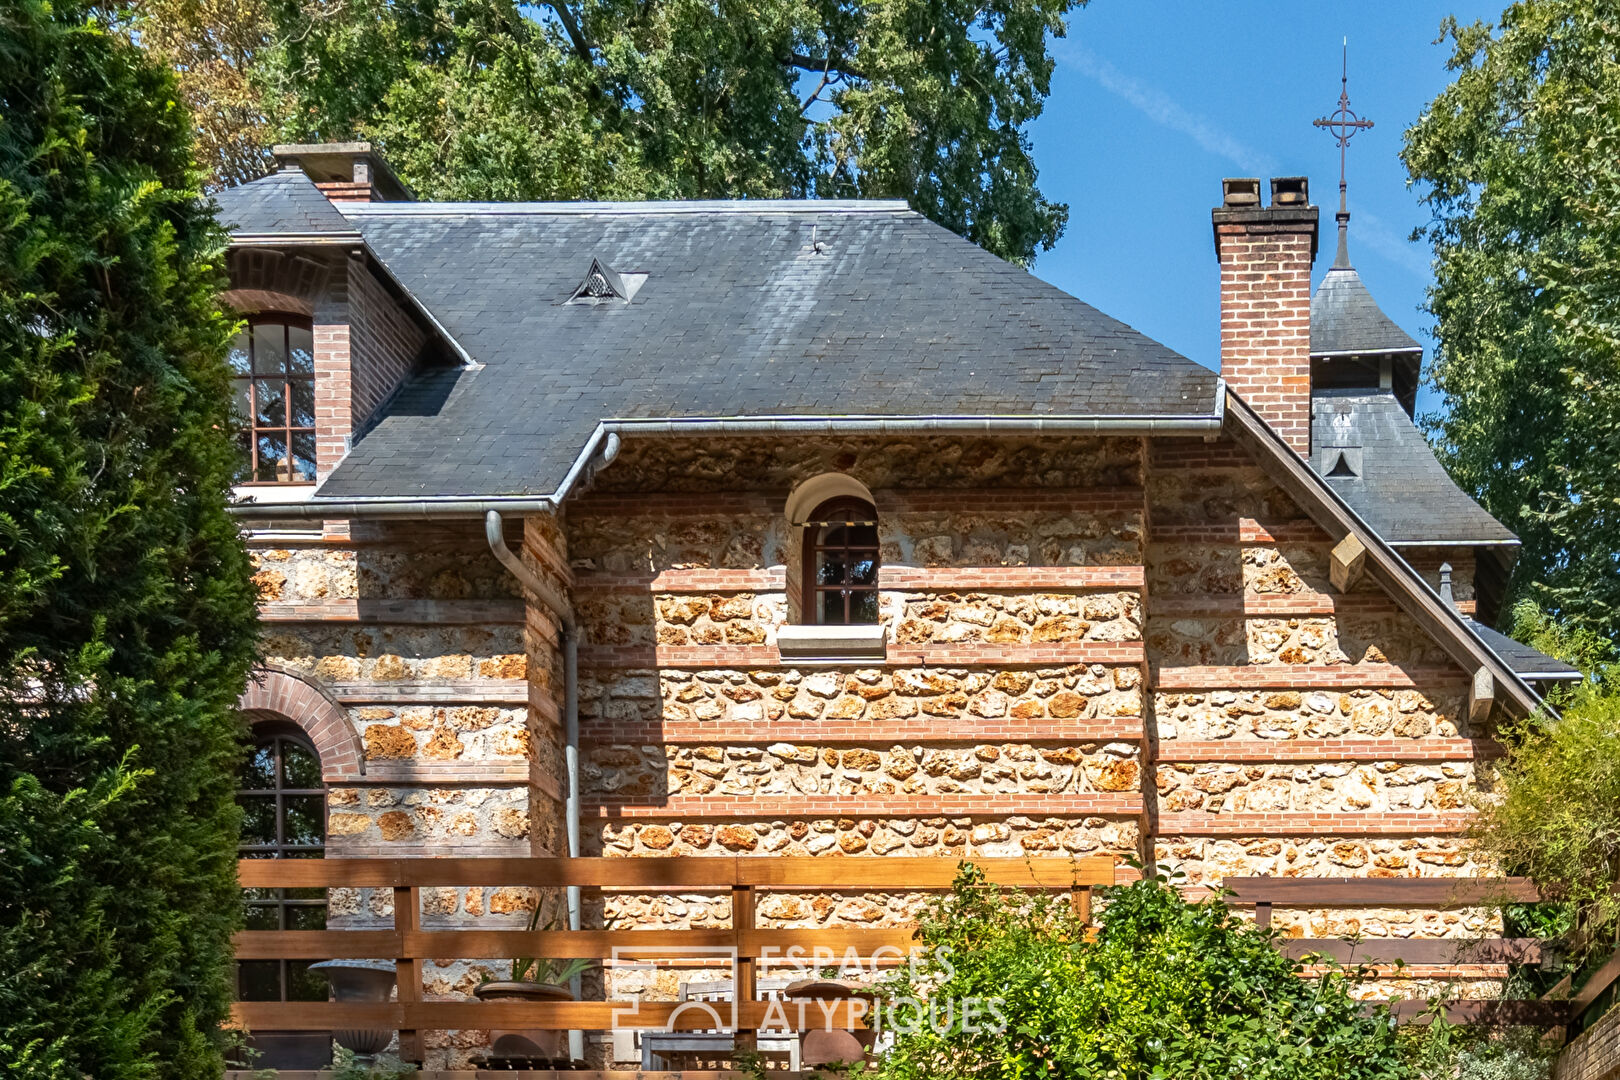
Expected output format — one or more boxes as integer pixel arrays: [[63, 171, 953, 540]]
[[1213, 176, 1319, 455], [271, 142, 412, 203]]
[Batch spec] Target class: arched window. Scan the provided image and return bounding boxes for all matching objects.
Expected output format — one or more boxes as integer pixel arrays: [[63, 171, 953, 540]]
[[237, 723, 326, 1003], [802, 496, 880, 625], [229, 316, 316, 483]]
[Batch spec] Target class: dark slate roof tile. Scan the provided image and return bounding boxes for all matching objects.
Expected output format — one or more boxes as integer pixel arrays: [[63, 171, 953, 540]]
[[1466, 619, 1583, 682], [1310, 389, 1516, 544], [1311, 265, 1421, 357], [316, 202, 1220, 499], [213, 167, 359, 237]]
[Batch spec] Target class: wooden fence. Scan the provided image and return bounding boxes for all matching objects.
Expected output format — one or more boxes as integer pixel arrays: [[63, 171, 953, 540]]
[[232, 855, 1115, 1061], [231, 858, 1612, 1060]]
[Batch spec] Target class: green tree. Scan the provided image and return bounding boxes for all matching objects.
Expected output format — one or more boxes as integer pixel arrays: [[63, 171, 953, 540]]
[[1470, 681, 1620, 960], [1403, 1, 1620, 654], [137, 0, 1079, 263], [871, 866, 1408, 1080], [0, 1, 259, 1076]]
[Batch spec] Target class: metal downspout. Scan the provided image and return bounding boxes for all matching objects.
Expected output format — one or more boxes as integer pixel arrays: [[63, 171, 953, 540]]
[[484, 510, 584, 1063]]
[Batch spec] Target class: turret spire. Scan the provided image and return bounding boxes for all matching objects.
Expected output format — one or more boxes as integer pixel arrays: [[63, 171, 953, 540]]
[[1312, 39, 1374, 269]]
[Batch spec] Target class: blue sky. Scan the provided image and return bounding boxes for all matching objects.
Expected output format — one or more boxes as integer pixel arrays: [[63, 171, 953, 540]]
[[1027, 1, 1500, 416]]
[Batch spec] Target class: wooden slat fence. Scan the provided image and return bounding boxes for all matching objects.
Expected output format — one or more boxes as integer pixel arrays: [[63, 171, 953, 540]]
[[231, 859, 1588, 1061], [1221, 875, 1547, 967], [231, 855, 1115, 1061]]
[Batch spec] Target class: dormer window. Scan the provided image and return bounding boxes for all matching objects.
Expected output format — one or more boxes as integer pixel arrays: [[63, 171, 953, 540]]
[[803, 497, 880, 625], [564, 258, 648, 305], [230, 316, 316, 483]]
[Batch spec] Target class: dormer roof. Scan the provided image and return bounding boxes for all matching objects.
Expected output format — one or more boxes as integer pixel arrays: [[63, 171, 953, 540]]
[[213, 166, 362, 243]]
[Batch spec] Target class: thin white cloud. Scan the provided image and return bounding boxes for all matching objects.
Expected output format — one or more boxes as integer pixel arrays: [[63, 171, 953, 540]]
[[1348, 208, 1431, 279], [1060, 43, 1278, 176]]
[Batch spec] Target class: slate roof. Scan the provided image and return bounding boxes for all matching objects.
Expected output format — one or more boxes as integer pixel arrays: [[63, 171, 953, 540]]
[[1311, 265, 1422, 357], [1310, 390, 1516, 545], [213, 167, 361, 239], [1465, 619, 1584, 683], [1311, 223, 1422, 358], [311, 202, 1220, 499]]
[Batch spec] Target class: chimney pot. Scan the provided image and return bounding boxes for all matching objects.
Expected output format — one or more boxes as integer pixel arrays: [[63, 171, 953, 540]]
[[1271, 176, 1309, 206], [1222, 178, 1262, 207]]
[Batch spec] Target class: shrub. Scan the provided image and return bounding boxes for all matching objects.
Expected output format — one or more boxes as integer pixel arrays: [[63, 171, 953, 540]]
[[871, 865, 1408, 1080]]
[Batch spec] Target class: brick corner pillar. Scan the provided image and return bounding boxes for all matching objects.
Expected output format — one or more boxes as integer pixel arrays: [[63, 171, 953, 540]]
[[1212, 177, 1319, 456]]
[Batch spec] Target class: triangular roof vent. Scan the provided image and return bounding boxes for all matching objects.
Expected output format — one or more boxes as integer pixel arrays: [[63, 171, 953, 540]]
[[1326, 452, 1358, 478], [565, 258, 647, 305]]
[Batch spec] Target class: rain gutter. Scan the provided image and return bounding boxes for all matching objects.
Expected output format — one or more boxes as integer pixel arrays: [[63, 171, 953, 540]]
[[229, 401, 1226, 520]]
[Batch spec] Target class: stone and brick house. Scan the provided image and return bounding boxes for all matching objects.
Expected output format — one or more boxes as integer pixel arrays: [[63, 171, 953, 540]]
[[215, 144, 1580, 1068]]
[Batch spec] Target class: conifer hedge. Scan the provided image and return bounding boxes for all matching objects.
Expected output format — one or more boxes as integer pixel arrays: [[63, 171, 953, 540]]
[[0, 2, 259, 1076]]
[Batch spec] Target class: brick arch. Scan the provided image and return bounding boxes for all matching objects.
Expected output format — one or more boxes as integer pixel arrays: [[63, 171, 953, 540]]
[[225, 248, 333, 310], [239, 666, 364, 780], [220, 287, 314, 318]]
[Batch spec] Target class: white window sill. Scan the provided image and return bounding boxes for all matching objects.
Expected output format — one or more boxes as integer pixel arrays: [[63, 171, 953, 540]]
[[231, 483, 319, 506], [776, 623, 887, 665]]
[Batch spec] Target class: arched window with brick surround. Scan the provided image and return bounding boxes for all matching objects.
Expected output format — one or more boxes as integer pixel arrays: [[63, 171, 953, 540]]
[[236, 721, 326, 1004], [229, 315, 316, 483], [802, 496, 881, 625]]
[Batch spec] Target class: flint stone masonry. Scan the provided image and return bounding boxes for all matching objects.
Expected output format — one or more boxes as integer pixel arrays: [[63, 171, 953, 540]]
[[326, 785, 536, 847], [595, 815, 1140, 860], [585, 665, 1145, 730], [1266, 906, 1502, 940], [1155, 760, 1478, 815], [1154, 835, 1492, 884], [234, 414, 1523, 1071], [1156, 689, 1468, 741], [588, 435, 1144, 494], [584, 741, 1142, 800]]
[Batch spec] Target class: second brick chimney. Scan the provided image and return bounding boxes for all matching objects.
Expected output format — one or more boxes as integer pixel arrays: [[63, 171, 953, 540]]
[[272, 142, 413, 203], [1213, 177, 1319, 455]]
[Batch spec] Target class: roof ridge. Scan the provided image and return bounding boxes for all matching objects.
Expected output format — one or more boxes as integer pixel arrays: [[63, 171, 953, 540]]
[[337, 199, 915, 217]]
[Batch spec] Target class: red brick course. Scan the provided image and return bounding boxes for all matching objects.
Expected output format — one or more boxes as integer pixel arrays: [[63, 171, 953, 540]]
[[1156, 738, 1501, 763], [1158, 812, 1472, 836], [1149, 593, 1398, 618], [582, 715, 1145, 745], [586, 792, 1143, 819], [1152, 664, 1465, 690], [1555, 1001, 1620, 1080], [582, 642, 1146, 669]]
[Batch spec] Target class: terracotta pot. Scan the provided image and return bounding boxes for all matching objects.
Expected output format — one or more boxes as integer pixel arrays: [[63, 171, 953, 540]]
[[785, 979, 878, 1067], [473, 980, 574, 1060], [309, 959, 398, 1061]]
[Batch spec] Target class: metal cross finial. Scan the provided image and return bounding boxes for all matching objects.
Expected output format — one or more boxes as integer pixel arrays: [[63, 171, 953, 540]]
[[1313, 39, 1373, 266]]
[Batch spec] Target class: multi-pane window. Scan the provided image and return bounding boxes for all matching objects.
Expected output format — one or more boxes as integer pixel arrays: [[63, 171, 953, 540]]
[[229, 317, 316, 483], [804, 497, 880, 625], [237, 726, 326, 1003]]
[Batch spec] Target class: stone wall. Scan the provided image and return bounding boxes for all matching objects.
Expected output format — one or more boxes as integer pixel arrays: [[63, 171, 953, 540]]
[[1144, 436, 1500, 945], [237, 431, 1516, 1067]]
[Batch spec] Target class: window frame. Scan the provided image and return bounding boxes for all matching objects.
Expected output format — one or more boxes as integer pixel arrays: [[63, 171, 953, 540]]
[[231, 314, 317, 485], [237, 722, 326, 1003], [801, 496, 881, 626]]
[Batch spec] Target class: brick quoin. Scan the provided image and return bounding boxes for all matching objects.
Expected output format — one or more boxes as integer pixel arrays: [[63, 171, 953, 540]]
[[1213, 178, 1319, 457], [239, 666, 364, 781]]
